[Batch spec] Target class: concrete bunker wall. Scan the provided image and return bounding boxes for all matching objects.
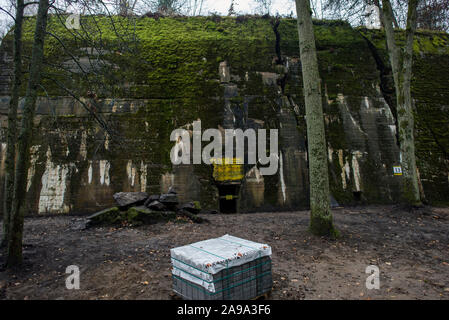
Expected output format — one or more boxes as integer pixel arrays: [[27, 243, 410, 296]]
[[0, 17, 447, 215]]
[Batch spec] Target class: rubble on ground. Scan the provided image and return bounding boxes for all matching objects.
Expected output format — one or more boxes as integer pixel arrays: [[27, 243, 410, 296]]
[[81, 187, 208, 228]]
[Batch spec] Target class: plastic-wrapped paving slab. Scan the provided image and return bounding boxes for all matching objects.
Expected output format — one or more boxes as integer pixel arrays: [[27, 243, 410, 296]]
[[171, 235, 272, 300]]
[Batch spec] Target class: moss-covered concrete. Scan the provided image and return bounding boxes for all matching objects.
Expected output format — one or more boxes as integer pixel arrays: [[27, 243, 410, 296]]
[[0, 16, 448, 215]]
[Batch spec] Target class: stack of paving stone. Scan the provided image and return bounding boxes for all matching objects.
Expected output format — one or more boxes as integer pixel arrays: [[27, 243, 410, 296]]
[[171, 235, 272, 300]]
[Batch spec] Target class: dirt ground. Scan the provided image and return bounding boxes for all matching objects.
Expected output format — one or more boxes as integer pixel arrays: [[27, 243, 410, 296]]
[[0, 205, 448, 300]]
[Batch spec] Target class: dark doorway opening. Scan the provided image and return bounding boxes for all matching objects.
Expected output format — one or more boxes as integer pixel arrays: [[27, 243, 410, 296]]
[[217, 184, 240, 214], [353, 191, 362, 201]]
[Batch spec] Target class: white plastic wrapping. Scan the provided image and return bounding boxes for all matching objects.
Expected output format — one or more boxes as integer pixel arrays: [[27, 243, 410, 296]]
[[171, 234, 272, 292]]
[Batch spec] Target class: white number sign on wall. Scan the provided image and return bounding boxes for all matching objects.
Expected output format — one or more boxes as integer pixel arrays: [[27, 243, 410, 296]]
[[393, 166, 403, 176]]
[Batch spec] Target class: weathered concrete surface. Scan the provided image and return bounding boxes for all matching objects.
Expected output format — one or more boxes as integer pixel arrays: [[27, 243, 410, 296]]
[[0, 17, 447, 215]]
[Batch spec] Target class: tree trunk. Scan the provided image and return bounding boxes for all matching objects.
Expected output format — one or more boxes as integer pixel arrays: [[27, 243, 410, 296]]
[[7, 0, 49, 267], [119, 0, 129, 15], [1, 0, 24, 249], [381, 0, 421, 206], [295, 0, 336, 236]]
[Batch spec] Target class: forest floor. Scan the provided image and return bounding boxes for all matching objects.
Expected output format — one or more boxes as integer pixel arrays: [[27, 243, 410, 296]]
[[0, 205, 448, 300]]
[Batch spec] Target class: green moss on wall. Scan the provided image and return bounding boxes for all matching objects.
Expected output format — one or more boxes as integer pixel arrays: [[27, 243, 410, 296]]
[[2, 16, 448, 208]]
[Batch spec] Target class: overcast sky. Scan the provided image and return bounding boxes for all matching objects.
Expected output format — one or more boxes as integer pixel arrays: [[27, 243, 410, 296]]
[[202, 0, 296, 15], [0, 0, 309, 39]]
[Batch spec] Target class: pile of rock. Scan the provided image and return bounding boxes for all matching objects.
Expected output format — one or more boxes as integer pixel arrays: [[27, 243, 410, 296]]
[[84, 187, 206, 228]]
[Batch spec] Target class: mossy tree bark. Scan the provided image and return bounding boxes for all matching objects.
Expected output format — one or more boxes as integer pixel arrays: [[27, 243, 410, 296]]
[[295, 0, 336, 236], [381, 0, 422, 206], [1, 0, 24, 249], [7, 0, 49, 267]]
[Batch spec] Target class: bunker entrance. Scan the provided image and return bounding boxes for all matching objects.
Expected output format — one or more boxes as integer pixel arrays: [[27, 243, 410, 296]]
[[217, 183, 240, 214], [353, 191, 362, 201], [211, 157, 244, 214]]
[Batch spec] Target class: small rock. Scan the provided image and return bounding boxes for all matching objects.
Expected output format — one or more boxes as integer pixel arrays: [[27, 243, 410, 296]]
[[147, 200, 166, 211], [69, 218, 89, 231], [144, 194, 160, 207], [87, 207, 121, 226], [180, 202, 201, 214], [113, 192, 149, 209], [159, 193, 179, 205], [168, 186, 177, 194]]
